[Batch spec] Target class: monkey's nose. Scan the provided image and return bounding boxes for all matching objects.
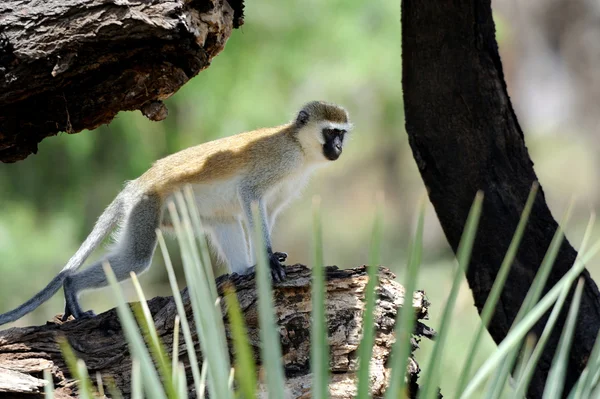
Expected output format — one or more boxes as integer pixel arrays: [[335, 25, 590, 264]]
[[335, 143, 342, 152]]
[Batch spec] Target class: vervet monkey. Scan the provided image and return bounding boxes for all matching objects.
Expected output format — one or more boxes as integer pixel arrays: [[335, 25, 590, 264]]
[[0, 101, 352, 326]]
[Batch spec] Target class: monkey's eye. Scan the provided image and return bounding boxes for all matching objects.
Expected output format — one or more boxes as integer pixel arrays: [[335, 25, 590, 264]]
[[323, 129, 346, 136]]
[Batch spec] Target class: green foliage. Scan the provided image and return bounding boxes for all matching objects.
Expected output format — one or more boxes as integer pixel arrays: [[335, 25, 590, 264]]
[[40, 193, 600, 399], [130, 274, 176, 397], [104, 263, 167, 399], [57, 338, 95, 399], [455, 184, 538, 398], [419, 193, 484, 399]]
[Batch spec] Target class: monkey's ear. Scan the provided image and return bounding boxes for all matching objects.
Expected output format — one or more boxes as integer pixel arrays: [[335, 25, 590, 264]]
[[296, 110, 309, 126]]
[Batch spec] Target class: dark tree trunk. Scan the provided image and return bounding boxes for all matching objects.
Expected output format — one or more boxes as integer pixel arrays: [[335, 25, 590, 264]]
[[401, 0, 600, 397], [0, 0, 244, 163]]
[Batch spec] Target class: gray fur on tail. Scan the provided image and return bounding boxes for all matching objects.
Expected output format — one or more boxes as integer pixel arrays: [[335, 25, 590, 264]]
[[0, 190, 126, 326]]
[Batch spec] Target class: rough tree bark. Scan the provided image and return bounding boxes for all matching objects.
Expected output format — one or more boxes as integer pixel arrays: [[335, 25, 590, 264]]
[[0, 0, 244, 163], [402, 0, 600, 397], [0, 265, 434, 399]]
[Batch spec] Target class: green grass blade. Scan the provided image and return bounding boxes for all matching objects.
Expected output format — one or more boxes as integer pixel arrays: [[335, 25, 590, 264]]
[[58, 338, 95, 399], [513, 334, 537, 385], [76, 360, 92, 399], [251, 202, 286, 398], [512, 278, 571, 398], [587, 365, 600, 397], [228, 366, 235, 390], [172, 315, 180, 382], [590, 378, 600, 398], [461, 237, 600, 398], [175, 192, 232, 380], [174, 192, 210, 289], [356, 194, 384, 399], [102, 263, 167, 399], [200, 361, 208, 399], [43, 368, 54, 399], [482, 200, 573, 399], [514, 201, 573, 324], [166, 203, 219, 399], [385, 198, 425, 399], [95, 372, 105, 397], [131, 359, 142, 399], [454, 184, 538, 398], [542, 279, 585, 399], [572, 330, 600, 399], [515, 214, 596, 398], [130, 272, 176, 398], [311, 196, 329, 399], [168, 198, 233, 399], [183, 185, 218, 301], [177, 362, 188, 399], [481, 356, 507, 399], [419, 192, 484, 399], [225, 286, 258, 399], [157, 229, 203, 398], [105, 376, 123, 399]]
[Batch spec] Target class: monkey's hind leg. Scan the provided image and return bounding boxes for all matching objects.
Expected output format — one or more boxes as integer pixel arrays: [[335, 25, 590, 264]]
[[62, 194, 162, 320]]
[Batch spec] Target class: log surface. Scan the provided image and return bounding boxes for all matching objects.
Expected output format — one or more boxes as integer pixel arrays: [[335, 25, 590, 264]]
[[0, 265, 433, 398], [0, 0, 244, 162]]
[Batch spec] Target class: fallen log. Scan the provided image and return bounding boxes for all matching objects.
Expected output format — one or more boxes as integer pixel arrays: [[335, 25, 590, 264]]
[[0, 265, 433, 398]]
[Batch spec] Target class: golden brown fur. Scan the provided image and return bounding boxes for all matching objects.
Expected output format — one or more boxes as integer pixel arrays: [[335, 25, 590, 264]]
[[138, 123, 300, 198], [137, 100, 350, 200]]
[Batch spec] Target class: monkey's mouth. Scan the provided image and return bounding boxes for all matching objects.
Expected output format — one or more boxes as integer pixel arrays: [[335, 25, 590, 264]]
[[323, 144, 342, 161]]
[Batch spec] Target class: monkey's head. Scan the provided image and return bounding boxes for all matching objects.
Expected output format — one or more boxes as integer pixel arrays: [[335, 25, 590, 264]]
[[295, 101, 352, 162]]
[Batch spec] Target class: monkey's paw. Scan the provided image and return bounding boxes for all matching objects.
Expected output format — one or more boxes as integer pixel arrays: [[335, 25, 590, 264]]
[[243, 252, 287, 282], [269, 252, 287, 282], [61, 309, 96, 322], [273, 252, 288, 262]]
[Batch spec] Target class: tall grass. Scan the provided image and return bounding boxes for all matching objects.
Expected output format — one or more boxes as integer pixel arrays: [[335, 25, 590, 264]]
[[47, 190, 600, 398]]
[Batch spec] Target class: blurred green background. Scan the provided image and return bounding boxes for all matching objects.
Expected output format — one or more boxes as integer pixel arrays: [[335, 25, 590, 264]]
[[1, 0, 600, 397]]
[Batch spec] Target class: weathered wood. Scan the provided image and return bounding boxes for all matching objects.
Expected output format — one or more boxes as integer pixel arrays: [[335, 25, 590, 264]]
[[401, 0, 600, 397], [0, 0, 244, 163], [0, 265, 433, 398]]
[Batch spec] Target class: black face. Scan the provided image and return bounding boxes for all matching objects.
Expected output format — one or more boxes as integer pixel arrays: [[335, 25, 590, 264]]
[[322, 128, 346, 161]]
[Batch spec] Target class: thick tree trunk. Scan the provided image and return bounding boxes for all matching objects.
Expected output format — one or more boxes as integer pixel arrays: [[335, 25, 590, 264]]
[[401, 0, 600, 397], [0, 265, 433, 398], [0, 0, 244, 163]]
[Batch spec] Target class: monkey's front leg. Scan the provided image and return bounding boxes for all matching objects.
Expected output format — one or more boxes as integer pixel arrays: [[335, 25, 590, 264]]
[[241, 191, 288, 282]]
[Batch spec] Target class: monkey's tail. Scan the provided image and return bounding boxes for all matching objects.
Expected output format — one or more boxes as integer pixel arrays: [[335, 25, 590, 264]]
[[0, 189, 128, 326], [0, 273, 68, 325]]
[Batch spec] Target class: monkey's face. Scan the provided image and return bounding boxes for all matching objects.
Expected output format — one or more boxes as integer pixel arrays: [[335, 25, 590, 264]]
[[321, 128, 347, 161]]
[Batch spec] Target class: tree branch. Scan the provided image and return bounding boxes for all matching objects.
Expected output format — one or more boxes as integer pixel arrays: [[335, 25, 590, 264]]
[[0, 0, 244, 163]]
